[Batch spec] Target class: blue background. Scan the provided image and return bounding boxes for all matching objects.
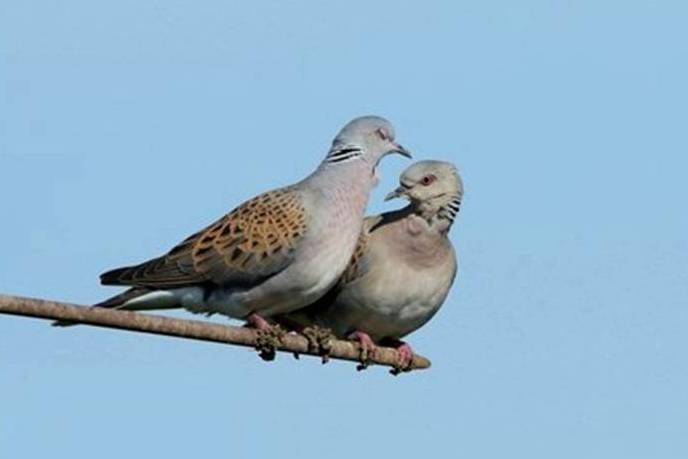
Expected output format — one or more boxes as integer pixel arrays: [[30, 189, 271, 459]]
[[1, 1, 687, 457]]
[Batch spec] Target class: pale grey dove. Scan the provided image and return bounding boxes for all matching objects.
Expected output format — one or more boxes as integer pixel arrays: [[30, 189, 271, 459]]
[[277, 160, 463, 369], [55, 116, 411, 336]]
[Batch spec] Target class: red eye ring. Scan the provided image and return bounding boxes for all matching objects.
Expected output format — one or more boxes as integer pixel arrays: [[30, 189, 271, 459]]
[[377, 128, 389, 141], [421, 174, 437, 186]]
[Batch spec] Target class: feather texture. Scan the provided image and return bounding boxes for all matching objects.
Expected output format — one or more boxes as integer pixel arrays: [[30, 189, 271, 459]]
[[101, 188, 308, 290]]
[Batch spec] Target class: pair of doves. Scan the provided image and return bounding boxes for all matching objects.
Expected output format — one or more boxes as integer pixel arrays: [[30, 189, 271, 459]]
[[57, 116, 464, 370]]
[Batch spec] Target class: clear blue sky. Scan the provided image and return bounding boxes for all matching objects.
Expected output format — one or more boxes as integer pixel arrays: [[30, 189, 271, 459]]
[[1, 1, 687, 457]]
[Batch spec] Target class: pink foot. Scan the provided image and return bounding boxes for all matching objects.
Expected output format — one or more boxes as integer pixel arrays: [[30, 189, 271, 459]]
[[349, 331, 377, 370], [396, 342, 415, 369], [350, 330, 377, 353]]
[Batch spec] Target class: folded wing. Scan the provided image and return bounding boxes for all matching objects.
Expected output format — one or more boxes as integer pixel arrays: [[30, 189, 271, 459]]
[[101, 188, 309, 290]]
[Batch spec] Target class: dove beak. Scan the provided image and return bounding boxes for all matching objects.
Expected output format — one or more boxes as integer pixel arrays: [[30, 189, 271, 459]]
[[392, 143, 412, 159], [385, 185, 409, 201]]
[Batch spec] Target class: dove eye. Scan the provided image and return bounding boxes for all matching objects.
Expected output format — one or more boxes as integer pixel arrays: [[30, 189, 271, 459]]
[[420, 174, 437, 186], [376, 128, 389, 141]]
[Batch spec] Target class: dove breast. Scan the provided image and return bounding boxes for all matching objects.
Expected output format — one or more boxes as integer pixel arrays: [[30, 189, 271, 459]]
[[320, 213, 457, 340], [203, 162, 373, 318]]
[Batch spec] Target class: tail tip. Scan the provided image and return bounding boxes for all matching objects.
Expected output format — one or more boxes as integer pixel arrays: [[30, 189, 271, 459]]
[[51, 319, 78, 327]]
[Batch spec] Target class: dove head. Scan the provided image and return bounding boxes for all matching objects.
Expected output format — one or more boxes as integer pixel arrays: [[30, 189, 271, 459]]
[[385, 160, 464, 227], [325, 116, 411, 166]]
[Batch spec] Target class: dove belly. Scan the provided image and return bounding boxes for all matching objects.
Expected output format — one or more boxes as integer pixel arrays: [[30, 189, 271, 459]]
[[325, 256, 455, 340], [335, 285, 447, 340]]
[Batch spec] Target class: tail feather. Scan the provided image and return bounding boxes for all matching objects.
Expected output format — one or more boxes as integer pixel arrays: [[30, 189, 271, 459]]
[[92, 287, 152, 309], [100, 265, 138, 286], [51, 287, 152, 327]]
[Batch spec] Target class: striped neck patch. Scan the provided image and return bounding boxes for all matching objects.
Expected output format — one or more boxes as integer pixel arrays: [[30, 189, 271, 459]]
[[326, 146, 363, 164], [442, 195, 462, 226]]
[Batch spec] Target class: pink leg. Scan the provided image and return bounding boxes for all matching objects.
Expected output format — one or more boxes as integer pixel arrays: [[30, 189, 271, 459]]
[[349, 331, 377, 354], [395, 342, 415, 369], [246, 313, 272, 331], [380, 337, 416, 374], [349, 331, 377, 370]]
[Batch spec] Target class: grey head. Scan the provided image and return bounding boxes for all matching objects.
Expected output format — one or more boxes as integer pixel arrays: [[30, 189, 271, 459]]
[[325, 116, 412, 165], [385, 160, 464, 227]]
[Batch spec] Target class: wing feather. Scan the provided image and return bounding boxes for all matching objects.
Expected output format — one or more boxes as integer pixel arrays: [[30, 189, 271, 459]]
[[100, 188, 309, 289]]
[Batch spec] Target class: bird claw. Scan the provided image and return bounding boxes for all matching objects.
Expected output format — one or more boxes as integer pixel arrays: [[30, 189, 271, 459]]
[[349, 331, 377, 371], [302, 326, 335, 364], [389, 342, 415, 376], [254, 325, 285, 361]]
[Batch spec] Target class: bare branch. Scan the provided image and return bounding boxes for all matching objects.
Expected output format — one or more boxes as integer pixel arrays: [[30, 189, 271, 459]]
[[0, 294, 431, 372]]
